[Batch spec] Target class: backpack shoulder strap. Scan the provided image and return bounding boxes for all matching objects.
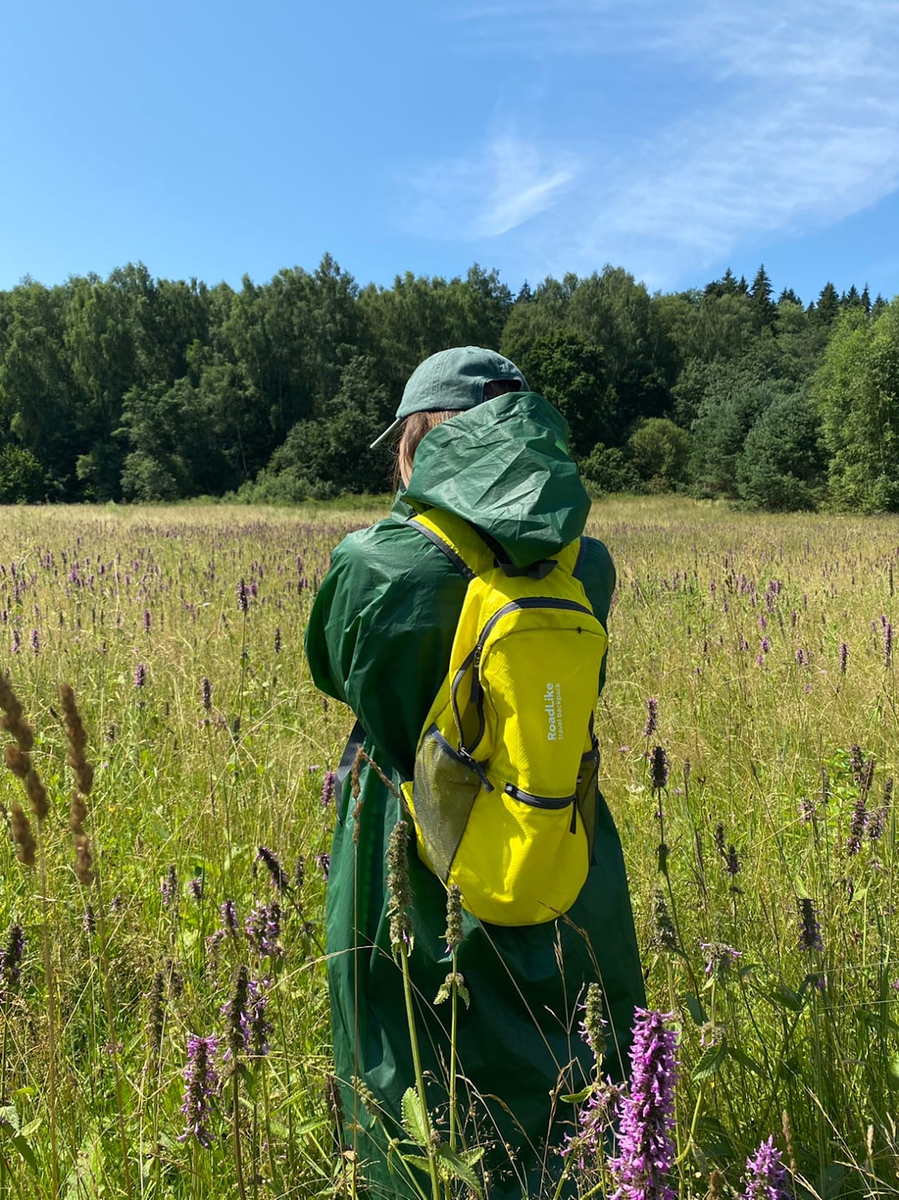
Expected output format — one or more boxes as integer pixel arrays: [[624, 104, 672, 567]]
[[409, 507, 584, 581], [407, 508, 495, 578]]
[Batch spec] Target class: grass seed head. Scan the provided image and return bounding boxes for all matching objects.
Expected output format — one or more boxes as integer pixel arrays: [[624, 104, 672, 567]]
[[0, 673, 34, 751], [74, 833, 95, 886], [10, 802, 36, 867]]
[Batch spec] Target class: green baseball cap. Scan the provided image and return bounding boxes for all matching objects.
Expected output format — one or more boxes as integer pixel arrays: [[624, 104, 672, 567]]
[[370, 346, 528, 447]]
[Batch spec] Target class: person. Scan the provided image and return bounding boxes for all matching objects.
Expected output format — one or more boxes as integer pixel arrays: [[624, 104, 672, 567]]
[[305, 346, 644, 1199]]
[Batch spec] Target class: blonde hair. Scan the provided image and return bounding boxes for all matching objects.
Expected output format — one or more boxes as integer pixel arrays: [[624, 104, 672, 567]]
[[395, 411, 457, 489], [393, 379, 524, 489]]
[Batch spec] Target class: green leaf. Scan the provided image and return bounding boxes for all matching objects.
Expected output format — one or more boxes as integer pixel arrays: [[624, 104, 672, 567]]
[[401, 1155, 434, 1178], [0, 1104, 20, 1133], [726, 1045, 763, 1076], [434, 1143, 484, 1194], [684, 994, 708, 1025], [691, 1040, 727, 1082], [767, 982, 804, 1012], [561, 1086, 593, 1104], [820, 1163, 845, 1200], [886, 1053, 899, 1091], [401, 1087, 429, 1148], [11, 1134, 39, 1175]]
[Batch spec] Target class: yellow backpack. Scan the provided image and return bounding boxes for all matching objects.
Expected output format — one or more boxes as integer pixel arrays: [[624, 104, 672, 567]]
[[402, 507, 608, 926]]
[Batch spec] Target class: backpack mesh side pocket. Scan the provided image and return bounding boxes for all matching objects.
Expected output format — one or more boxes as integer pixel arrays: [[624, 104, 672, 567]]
[[575, 741, 600, 862], [412, 724, 482, 882]]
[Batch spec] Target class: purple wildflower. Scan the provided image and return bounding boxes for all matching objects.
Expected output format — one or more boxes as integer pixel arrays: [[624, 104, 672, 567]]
[[256, 846, 290, 893], [798, 899, 823, 952], [83, 905, 96, 935], [650, 747, 668, 791], [849, 745, 864, 783], [237, 578, 249, 613], [245, 901, 282, 957], [11, 629, 20, 654], [643, 698, 659, 738], [321, 770, 337, 807], [743, 1135, 790, 1200], [885, 622, 893, 669], [200, 677, 212, 711], [161, 864, 178, 909], [134, 662, 147, 689], [29, 629, 39, 654], [189, 877, 203, 901], [244, 979, 272, 1058], [0, 923, 25, 1000], [562, 1081, 622, 1172], [143, 609, 151, 634], [273, 627, 281, 654], [178, 1034, 220, 1147], [700, 942, 741, 984], [846, 793, 869, 856], [609, 1008, 678, 1200], [220, 899, 238, 934], [798, 797, 816, 824], [839, 642, 848, 674]]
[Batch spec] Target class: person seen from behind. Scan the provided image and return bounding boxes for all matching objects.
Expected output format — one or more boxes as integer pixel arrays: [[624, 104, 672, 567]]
[[305, 346, 645, 1198]]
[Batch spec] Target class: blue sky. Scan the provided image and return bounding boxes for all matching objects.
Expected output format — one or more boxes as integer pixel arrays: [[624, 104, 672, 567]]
[[2, 0, 898, 304]]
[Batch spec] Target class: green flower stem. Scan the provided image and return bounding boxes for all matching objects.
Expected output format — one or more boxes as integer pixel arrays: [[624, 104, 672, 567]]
[[398, 943, 441, 1200]]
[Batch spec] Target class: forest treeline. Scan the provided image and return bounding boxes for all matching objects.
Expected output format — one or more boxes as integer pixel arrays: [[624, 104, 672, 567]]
[[1, 256, 897, 511]]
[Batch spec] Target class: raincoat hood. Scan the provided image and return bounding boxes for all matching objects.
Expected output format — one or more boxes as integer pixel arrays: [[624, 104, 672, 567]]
[[403, 392, 591, 568]]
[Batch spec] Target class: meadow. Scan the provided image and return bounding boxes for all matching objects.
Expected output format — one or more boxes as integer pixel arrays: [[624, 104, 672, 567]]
[[0, 496, 898, 1199]]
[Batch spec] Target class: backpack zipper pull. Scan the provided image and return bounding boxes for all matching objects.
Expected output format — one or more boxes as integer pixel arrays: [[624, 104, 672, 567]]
[[458, 747, 494, 792]]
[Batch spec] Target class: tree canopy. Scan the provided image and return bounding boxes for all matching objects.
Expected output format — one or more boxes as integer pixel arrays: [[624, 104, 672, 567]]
[[0, 256, 895, 511]]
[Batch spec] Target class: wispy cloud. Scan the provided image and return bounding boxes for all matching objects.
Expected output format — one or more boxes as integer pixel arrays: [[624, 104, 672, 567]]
[[404, 134, 581, 240], [404, 0, 899, 287]]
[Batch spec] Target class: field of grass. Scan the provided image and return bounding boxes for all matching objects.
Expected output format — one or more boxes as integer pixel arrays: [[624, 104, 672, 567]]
[[1, 496, 898, 1199]]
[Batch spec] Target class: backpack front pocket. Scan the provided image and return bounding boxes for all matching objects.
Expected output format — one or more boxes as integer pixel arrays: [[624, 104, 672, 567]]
[[451, 783, 590, 926], [407, 724, 483, 883]]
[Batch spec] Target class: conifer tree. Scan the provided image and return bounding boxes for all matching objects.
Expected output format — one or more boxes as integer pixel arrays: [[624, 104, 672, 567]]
[[816, 282, 841, 325], [749, 264, 776, 329]]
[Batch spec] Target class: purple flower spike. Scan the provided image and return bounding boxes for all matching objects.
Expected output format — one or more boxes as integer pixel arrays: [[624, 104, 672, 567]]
[[798, 898, 823, 952], [178, 1034, 220, 1147], [609, 1008, 678, 1200], [643, 698, 659, 738], [743, 1135, 790, 1200], [321, 770, 337, 807], [134, 662, 147, 689]]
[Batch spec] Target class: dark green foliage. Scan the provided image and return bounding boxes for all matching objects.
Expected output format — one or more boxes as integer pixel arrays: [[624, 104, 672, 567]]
[[815, 282, 841, 326], [511, 329, 616, 452], [628, 418, 690, 491], [688, 363, 792, 497], [813, 300, 899, 512], [246, 357, 394, 500], [579, 443, 640, 496], [737, 393, 826, 510], [749, 265, 776, 331], [0, 443, 46, 502], [0, 254, 891, 511]]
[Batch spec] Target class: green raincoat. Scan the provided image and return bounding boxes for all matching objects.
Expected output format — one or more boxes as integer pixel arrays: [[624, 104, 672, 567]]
[[305, 394, 645, 1198]]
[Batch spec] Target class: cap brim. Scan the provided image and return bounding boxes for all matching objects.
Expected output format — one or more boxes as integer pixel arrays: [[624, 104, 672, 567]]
[[369, 417, 403, 449]]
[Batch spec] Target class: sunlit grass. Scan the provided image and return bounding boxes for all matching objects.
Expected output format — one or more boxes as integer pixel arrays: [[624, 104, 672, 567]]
[[1, 497, 898, 1197]]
